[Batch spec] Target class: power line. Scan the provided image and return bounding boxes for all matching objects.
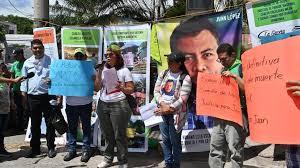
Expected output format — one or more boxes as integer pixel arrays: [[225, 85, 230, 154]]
[[6, 0, 62, 27], [5, 0, 245, 28], [7, 0, 32, 17]]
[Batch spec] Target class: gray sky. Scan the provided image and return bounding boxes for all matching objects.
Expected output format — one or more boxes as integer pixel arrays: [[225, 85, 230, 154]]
[[0, 0, 173, 18], [0, 0, 59, 17]]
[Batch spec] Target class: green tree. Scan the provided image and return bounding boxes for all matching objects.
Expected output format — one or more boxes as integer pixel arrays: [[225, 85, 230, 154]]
[[50, 0, 156, 26], [164, 0, 186, 18], [0, 15, 33, 34], [0, 24, 6, 42]]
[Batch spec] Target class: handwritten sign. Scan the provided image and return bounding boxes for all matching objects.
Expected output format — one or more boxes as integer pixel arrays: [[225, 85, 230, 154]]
[[242, 36, 300, 144], [33, 28, 55, 43], [33, 27, 59, 60], [49, 60, 94, 96], [196, 73, 243, 126]]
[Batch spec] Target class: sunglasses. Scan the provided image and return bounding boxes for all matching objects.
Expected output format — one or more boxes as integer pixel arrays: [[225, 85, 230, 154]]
[[32, 46, 44, 50], [104, 53, 115, 58]]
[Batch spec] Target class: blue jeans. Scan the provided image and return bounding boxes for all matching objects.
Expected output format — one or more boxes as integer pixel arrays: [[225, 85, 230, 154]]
[[286, 145, 300, 168], [65, 103, 92, 152], [159, 114, 182, 168], [0, 114, 8, 148]]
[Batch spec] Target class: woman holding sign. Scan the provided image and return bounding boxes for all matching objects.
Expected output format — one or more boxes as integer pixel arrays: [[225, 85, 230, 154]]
[[153, 53, 192, 168], [0, 63, 24, 157], [95, 44, 134, 168]]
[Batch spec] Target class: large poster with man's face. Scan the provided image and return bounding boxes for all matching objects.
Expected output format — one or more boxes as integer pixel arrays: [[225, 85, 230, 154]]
[[155, 9, 242, 152]]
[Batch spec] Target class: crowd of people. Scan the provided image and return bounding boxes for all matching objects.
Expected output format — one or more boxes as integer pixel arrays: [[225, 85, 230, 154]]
[[0, 16, 299, 168]]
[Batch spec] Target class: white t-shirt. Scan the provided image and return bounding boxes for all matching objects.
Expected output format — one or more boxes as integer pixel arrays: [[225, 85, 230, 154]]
[[160, 72, 180, 104], [66, 69, 96, 106], [100, 67, 133, 102]]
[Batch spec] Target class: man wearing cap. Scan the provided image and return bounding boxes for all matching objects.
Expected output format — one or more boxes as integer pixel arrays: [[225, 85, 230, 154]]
[[10, 48, 26, 131], [20, 39, 57, 158], [153, 53, 192, 168], [63, 48, 96, 163]]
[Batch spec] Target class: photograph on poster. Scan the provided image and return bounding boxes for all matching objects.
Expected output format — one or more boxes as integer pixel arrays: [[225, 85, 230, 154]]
[[132, 74, 147, 110], [105, 42, 147, 73], [63, 46, 99, 67]]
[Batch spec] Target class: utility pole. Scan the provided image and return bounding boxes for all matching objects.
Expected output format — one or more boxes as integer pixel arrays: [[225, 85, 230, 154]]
[[153, 0, 156, 21], [33, 0, 49, 28]]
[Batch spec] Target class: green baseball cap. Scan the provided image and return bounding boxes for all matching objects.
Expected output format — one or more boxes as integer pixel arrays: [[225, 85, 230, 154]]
[[74, 48, 86, 55], [107, 44, 121, 55]]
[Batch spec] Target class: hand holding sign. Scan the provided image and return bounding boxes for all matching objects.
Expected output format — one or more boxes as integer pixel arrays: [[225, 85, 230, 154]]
[[196, 73, 243, 126], [242, 36, 300, 144], [222, 70, 237, 79], [286, 80, 300, 96]]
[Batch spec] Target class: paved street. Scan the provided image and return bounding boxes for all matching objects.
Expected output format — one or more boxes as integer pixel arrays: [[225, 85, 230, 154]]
[[0, 134, 286, 168]]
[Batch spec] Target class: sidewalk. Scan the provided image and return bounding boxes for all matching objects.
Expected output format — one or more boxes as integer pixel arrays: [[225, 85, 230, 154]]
[[0, 134, 286, 168]]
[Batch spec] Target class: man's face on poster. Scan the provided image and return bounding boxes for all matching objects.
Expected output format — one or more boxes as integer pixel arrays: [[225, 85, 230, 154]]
[[175, 30, 223, 84], [164, 81, 173, 93]]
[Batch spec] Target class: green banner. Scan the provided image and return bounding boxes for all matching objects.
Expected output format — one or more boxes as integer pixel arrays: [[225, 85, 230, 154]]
[[63, 29, 100, 45], [253, 0, 300, 27], [106, 29, 148, 41]]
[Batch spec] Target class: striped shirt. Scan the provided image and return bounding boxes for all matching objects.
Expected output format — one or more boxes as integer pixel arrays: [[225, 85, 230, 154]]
[[153, 70, 192, 131]]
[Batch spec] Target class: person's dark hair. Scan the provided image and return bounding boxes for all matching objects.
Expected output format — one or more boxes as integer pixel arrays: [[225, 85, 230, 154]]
[[74, 52, 85, 58], [170, 15, 219, 53], [217, 43, 235, 57], [167, 53, 188, 74], [0, 63, 10, 78], [105, 51, 124, 70], [31, 39, 44, 48], [0, 63, 7, 71]]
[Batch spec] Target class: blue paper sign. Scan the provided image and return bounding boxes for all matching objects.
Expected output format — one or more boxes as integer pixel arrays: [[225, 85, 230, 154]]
[[49, 60, 94, 96]]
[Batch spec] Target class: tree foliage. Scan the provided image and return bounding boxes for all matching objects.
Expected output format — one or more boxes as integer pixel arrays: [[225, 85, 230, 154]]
[[0, 24, 6, 42], [50, 0, 157, 26], [164, 0, 186, 18], [0, 15, 33, 34]]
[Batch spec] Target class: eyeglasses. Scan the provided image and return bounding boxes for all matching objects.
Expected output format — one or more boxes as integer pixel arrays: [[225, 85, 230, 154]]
[[32, 46, 44, 50]]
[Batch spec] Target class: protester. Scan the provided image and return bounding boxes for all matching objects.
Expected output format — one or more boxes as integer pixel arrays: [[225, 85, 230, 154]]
[[208, 43, 246, 168], [0, 63, 24, 157], [286, 80, 300, 168], [63, 48, 97, 163], [20, 39, 56, 158], [10, 48, 27, 131], [96, 44, 134, 168], [153, 53, 192, 168]]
